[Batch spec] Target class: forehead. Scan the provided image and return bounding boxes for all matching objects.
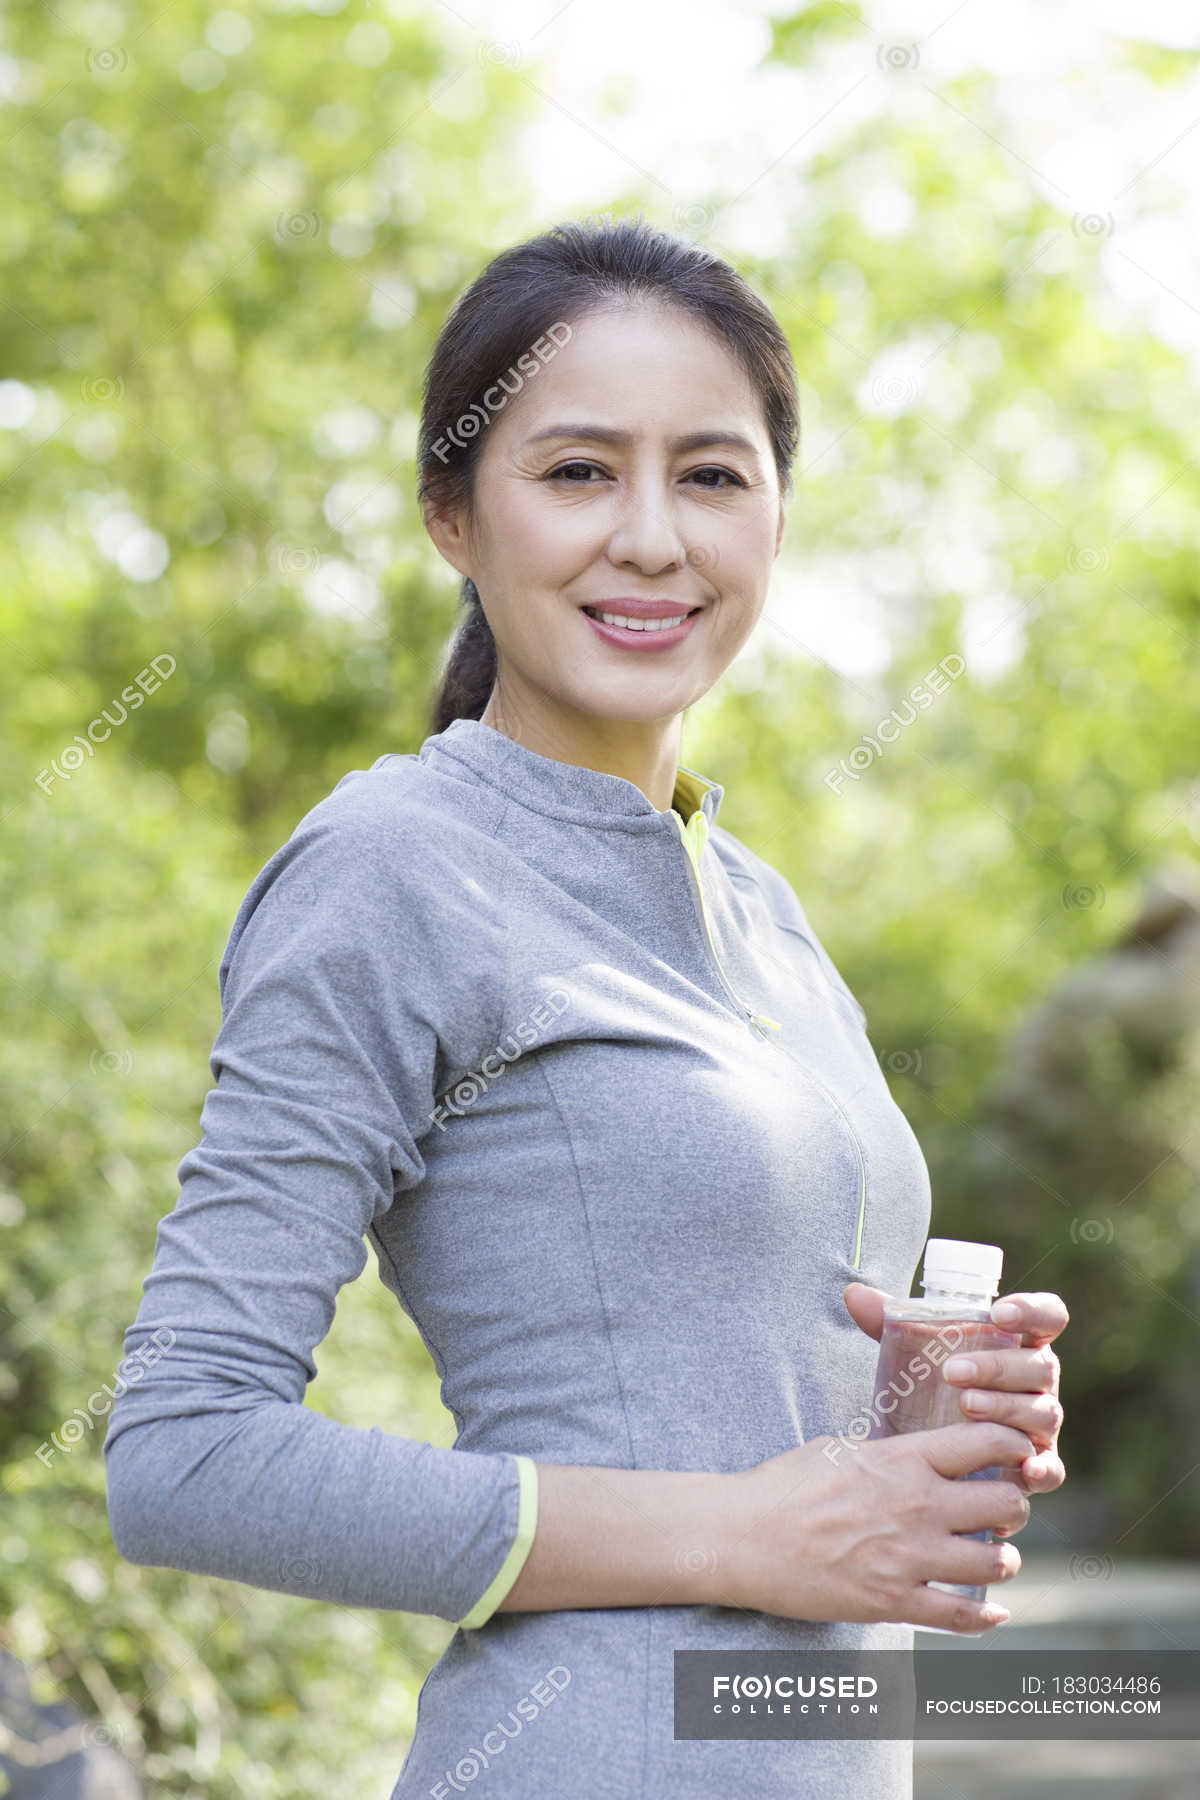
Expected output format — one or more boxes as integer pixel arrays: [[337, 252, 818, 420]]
[[490, 300, 766, 448]]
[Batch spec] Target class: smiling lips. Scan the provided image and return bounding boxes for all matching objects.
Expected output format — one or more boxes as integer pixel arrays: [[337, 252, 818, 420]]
[[584, 606, 694, 632], [580, 599, 703, 648]]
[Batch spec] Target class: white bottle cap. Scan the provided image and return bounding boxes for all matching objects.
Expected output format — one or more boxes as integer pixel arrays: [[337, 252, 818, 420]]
[[922, 1237, 1004, 1295]]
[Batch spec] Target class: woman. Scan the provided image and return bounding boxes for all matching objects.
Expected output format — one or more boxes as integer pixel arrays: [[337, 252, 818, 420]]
[[104, 216, 1068, 1798]]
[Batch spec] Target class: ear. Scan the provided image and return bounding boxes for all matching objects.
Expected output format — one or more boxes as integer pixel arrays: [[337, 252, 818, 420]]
[[774, 496, 786, 558], [422, 496, 474, 584]]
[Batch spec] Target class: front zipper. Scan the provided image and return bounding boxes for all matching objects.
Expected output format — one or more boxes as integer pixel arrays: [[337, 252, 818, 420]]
[[670, 806, 868, 1270], [780, 1050, 869, 1271], [669, 808, 782, 1044]]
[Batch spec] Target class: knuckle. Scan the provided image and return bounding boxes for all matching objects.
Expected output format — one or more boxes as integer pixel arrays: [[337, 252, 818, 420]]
[[994, 1543, 1020, 1580], [1045, 1397, 1064, 1430], [867, 1570, 906, 1615], [912, 1539, 941, 1582], [967, 1387, 1003, 1417], [999, 1422, 1032, 1455], [997, 1483, 1030, 1529], [885, 1571, 910, 1611]]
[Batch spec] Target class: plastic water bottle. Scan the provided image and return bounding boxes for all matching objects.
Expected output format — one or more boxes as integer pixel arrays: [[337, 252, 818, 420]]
[[866, 1238, 1022, 1626]]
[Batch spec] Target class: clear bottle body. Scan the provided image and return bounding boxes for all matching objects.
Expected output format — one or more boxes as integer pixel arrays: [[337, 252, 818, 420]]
[[867, 1285, 1021, 1628]]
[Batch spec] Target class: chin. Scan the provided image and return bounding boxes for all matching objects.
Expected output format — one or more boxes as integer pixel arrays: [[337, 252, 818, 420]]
[[570, 693, 700, 727]]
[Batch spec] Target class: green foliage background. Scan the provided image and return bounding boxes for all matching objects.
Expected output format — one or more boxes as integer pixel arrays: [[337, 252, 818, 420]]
[[3, 0, 1198, 1792]]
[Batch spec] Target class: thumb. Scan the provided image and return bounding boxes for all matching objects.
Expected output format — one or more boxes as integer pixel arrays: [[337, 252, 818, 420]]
[[842, 1281, 892, 1342]]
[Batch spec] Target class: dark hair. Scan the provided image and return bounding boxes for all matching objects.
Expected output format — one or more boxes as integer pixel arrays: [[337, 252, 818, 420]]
[[418, 212, 800, 736]]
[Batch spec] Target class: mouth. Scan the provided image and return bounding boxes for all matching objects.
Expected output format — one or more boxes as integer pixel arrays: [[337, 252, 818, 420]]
[[580, 603, 703, 644]]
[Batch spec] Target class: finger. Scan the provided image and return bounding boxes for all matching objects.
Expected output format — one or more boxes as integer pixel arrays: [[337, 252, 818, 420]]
[[901, 1585, 1011, 1634], [1019, 1450, 1066, 1494], [915, 1422, 1036, 1480], [841, 1283, 892, 1343], [942, 1344, 1060, 1393], [990, 1291, 1070, 1346], [957, 1387, 1063, 1444], [944, 1477, 1032, 1539], [924, 1534, 1023, 1590]]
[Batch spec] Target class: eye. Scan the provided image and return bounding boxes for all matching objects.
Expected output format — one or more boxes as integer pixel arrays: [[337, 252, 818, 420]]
[[688, 466, 746, 489], [544, 461, 746, 488], [545, 461, 606, 483]]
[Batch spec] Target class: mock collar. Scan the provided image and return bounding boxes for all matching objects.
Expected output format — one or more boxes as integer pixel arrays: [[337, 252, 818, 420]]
[[418, 716, 724, 831]]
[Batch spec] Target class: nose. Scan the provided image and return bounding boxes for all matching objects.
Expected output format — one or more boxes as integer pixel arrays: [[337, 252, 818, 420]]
[[604, 474, 689, 577]]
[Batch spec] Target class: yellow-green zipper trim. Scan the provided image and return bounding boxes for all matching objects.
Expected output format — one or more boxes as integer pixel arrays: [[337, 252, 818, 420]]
[[670, 776, 866, 1271], [669, 797, 782, 1042]]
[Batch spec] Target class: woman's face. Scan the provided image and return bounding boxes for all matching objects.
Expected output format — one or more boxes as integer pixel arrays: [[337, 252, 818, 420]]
[[425, 300, 787, 728]]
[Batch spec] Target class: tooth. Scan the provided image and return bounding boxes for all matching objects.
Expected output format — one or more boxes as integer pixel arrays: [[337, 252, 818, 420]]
[[595, 610, 688, 631]]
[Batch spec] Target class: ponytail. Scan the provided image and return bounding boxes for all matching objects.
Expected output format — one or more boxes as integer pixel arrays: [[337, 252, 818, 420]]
[[429, 579, 497, 736]]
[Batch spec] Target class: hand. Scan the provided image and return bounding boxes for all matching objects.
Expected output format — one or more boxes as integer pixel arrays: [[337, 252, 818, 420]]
[[727, 1422, 1034, 1633], [843, 1283, 1068, 1497]]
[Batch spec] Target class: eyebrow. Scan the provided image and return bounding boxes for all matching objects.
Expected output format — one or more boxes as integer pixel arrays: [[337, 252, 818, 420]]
[[524, 423, 762, 459]]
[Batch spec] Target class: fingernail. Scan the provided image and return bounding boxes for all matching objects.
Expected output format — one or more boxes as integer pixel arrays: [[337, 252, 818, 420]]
[[993, 1302, 1021, 1325], [943, 1357, 977, 1380], [963, 1389, 993, 1412]]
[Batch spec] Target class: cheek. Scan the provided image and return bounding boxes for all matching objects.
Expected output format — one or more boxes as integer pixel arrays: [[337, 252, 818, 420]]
[[711, 510, 778, 585], [708, 550, 770, 639], [708, 599, 764, 667], [496, 491, 590, 578]]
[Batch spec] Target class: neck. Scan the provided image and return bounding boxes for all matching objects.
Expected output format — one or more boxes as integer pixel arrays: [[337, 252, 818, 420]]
[[479, 686, 684, 814]]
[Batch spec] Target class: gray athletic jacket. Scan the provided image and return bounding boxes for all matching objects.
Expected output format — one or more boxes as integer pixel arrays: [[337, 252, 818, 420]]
[[104, 715, 932, 1798]]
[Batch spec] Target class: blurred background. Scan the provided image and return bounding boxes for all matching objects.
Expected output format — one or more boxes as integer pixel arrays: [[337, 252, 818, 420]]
[[3, 0, 1199, 1794]]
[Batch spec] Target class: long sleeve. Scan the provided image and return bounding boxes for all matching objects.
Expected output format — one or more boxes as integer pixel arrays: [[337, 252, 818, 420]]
[[103, 803, 538, 1627]]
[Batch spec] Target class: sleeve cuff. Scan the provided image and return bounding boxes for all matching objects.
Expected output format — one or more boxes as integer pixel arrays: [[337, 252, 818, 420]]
[[455, 1454, 539, 1630]]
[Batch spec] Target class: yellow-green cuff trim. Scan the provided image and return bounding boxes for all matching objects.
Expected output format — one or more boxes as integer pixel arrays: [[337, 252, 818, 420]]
[[456, 1455, 539, 1630]]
